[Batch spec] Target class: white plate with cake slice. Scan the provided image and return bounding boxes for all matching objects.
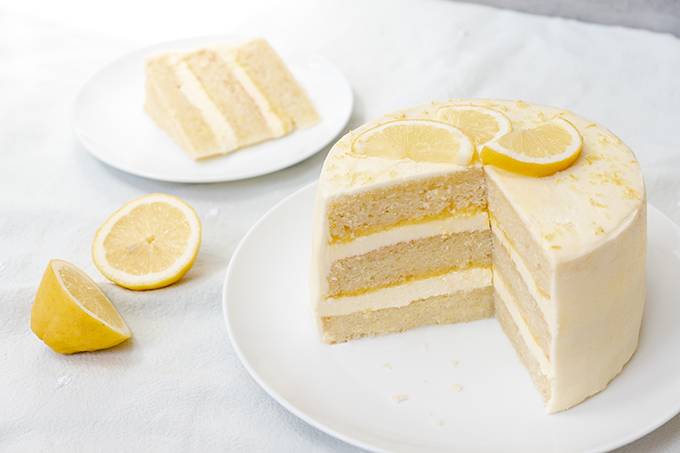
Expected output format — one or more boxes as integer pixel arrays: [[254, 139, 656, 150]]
[[223, 182, 680, 453], [73, 35, 353, 183]]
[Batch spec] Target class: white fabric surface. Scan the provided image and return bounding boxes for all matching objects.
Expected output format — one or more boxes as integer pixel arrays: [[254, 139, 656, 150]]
[[2, 0, 680, 451]]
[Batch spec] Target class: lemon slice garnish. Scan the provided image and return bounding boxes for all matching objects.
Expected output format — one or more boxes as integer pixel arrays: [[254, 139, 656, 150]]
[[480, 118, 583, 177], [92, 193, 201, 290], [352, 119, 473, 165], [435, 105, 511, 149], [31, 259, 131, 354]]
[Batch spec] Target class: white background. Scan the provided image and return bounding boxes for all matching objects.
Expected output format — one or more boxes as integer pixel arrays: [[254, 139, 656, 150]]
[[2, 0, 679, 451]]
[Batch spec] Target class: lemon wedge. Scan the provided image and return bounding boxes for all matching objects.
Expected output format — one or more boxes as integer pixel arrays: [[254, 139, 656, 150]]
[[435, 105, 511, 149], [92, 193, 201, 290], [352, 119, 473, 165], [480, 118, 583, 177], [31, 259, 131, 354]]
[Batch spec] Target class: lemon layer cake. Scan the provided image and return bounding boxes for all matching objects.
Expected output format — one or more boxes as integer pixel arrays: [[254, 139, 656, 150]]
[[145, 38, 319, 160], [311, 99, 646, 413]]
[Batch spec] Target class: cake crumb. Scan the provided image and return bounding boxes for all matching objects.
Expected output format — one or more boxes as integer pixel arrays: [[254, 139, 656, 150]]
[[392, 394, 409, 403], [56, 375, 71, 389], [383, 362, 392, 370], [450, 360, 459, 368], [452, 384, 463, 392]]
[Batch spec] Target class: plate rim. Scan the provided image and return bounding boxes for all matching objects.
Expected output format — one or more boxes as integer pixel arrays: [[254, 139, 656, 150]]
[[72, 36, 353, 184], [222, 182, 680, 453]]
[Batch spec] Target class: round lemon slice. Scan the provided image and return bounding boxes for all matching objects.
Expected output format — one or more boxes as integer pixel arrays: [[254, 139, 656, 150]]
[[92, 193, 201, 290], [31, 259, 131, 354], [480, 117, 583, 177], [435, 105, 512, 149], [352, 119, 473, 165]]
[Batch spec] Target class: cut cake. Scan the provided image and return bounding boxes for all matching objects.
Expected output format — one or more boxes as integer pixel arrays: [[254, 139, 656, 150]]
[[311, 99, 646, 413]]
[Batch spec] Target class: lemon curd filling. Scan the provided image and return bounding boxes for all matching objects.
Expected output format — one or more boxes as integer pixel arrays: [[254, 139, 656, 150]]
[[328, 205, 486, 244], [326, 263, 492, 299]]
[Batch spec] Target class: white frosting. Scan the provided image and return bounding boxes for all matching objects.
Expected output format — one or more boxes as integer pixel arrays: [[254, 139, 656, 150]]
[[217, 47, 289, 137], [320, 152, 475, 199], [494, 272, 552, 377], [318, 267, 491, 317], [547, 204, 645, 412], [328, 211, 489, 261], [173, 58, 238, 152]]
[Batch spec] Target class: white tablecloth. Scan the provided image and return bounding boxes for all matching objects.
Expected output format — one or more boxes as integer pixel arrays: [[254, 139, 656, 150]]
[[2, 0, 680, 451]]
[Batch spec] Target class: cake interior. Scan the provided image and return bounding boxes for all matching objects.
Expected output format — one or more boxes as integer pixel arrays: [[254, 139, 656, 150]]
[[317, 165, 556, 409]]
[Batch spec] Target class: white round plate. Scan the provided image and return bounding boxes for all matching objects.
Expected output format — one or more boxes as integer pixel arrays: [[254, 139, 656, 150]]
[[73, 36, 353, 183], [223, 183, 680, 453]]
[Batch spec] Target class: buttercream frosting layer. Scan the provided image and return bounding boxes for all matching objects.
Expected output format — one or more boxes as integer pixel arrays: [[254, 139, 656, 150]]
[[326, 211, 489, 261], [319, 267, 491, 317], [490, 219, 554, 330], [217, 47, 288, 137], [494, 272, 552, 377], [173, 58, 238, 152]]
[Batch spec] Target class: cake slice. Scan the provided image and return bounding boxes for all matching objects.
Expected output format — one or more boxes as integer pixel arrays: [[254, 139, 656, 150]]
[[145, 54, 228, 159], [182, 49, 277, 148], [222, 39, 320, 129], [144, 39, 319, 160]]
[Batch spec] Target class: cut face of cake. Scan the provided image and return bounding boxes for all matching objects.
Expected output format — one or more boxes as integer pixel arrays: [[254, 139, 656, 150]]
[[311, 99, 646, 413], [144, 38, 319, 160]]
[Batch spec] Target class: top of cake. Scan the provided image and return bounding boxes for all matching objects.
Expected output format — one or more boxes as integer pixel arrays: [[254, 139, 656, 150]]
[[318, 99, 645, 260]]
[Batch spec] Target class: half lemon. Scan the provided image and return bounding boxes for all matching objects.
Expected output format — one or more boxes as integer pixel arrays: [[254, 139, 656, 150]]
[[92, 193, 201, 290], [31, 259, 131, 354], [480, 117, 583, 177], [352, 119, 473, 165]]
